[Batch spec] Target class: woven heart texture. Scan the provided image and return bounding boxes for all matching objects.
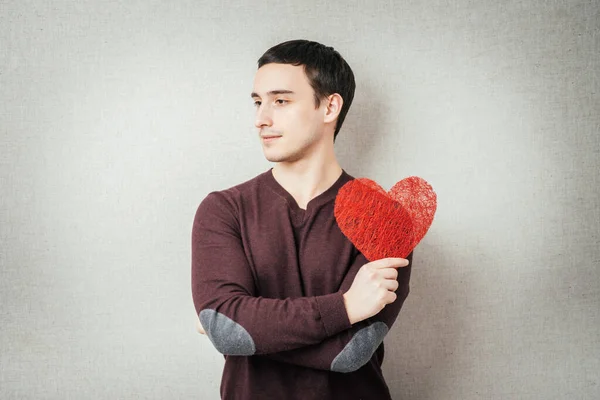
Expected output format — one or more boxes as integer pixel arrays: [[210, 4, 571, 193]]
[[334, 176, 437, 261]]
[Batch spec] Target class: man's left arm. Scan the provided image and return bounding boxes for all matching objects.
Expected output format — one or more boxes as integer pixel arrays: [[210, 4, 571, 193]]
[[197, 251, 413, 373]]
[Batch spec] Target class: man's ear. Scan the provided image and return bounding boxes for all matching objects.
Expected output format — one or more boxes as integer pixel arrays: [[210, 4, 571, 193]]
[[323, 93, 344, 124]]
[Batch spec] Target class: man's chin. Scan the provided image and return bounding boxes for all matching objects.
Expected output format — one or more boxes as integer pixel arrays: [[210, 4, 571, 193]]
[[264, 154, 285, 163], [262, 147, 303, 163], [263, 149, 285, 163]]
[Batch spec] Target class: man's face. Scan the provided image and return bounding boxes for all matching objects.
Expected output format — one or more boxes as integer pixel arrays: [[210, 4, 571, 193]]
[[251, 63, 327, 163]]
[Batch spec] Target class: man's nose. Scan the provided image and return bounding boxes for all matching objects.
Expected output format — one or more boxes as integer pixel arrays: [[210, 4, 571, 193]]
[[254, 105, 273, 129]]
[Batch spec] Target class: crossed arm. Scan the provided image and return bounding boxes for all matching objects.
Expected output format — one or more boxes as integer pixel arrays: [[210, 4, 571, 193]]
[[192, 192, 412, 372]]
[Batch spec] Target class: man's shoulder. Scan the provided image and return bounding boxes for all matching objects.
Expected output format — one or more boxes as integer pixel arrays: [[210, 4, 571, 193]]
[[209, 169, 269, 199], [227, 169, 270, 194], [197, 170, 270, 215]]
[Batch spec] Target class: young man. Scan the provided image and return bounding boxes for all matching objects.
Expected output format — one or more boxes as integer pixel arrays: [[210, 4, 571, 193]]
[[192, 40, 413, 400]]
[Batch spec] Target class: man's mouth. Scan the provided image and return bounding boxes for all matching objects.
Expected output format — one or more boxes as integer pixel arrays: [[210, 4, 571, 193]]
[[261, 135, 282, 141]]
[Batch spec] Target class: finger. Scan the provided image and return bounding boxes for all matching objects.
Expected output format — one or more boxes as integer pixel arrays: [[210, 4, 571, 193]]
[[196, 320, 206, 334], [380, 279, 399, 292], [379, 267, 398, 280], [373, 257, 409, 269], [387, 291, 398, 304]]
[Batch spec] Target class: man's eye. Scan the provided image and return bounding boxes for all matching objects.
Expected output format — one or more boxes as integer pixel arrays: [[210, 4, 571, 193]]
[[275, 99, 288, 105], [253, 101, 261, 107]]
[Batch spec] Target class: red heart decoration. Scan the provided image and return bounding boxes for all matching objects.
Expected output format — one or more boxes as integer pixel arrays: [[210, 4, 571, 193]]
[[334, 176, 437, 261]]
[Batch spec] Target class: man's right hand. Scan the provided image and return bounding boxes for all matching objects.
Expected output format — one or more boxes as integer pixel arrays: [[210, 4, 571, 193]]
[[197, 319, 206, 335], [342, 257, 410, 325]]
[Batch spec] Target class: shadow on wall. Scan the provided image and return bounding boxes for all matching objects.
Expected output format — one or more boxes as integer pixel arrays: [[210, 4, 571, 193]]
[[336, 80, 388, 177], [384, 233, 470, 399], [337, 79, 469, 398]]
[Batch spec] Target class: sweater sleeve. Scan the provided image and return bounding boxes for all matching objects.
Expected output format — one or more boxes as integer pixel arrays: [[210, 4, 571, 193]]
[[191, 192, 352, 356], [255, 250, 413, 373]]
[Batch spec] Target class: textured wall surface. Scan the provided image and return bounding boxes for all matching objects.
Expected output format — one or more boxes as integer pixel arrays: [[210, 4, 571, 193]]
[[1, 1, 598, 398]]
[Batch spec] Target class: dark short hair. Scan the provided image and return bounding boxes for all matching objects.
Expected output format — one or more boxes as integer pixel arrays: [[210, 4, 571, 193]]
[[257, 39, 356, 141]]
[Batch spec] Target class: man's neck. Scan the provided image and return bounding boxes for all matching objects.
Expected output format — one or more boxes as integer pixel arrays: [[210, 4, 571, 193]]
[[271, 157, 343, 210]]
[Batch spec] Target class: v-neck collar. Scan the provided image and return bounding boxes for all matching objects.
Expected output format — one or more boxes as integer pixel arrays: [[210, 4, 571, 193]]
[[263, 167, 352, 214]]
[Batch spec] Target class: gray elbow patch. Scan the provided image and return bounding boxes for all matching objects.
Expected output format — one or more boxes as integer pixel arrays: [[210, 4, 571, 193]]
[[199, 309, 256, 356], [330, 322, 389, 373]]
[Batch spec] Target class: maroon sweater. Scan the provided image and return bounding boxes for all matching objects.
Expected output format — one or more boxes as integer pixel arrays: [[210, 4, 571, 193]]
[[191, 168, 412, 400]]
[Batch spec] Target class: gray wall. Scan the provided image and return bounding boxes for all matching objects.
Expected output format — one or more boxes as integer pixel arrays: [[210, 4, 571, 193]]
[[1, 1, 598, 399]]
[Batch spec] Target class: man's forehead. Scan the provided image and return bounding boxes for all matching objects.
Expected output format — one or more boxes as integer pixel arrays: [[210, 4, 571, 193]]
[[252, 63, 308, 94]]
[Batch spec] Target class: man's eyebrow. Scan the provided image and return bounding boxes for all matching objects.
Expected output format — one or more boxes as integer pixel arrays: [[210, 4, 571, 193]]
[[250, 90, 295, 98]]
